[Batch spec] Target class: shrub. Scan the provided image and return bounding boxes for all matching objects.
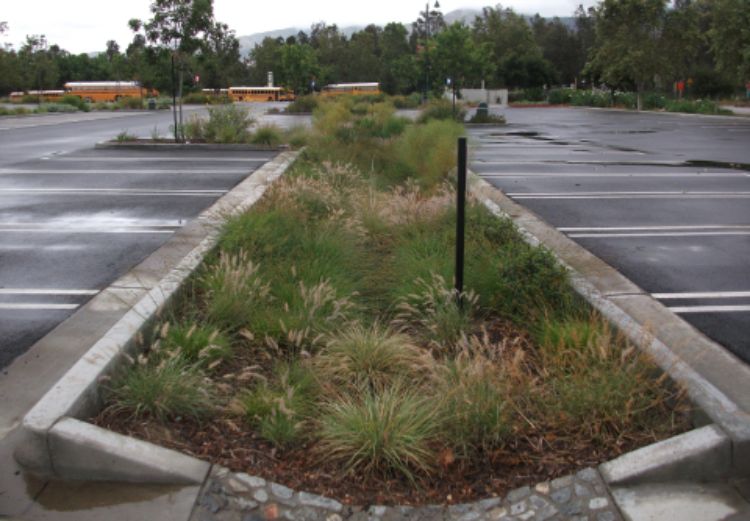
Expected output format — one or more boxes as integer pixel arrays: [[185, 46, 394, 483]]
[[183, 115, 205, 141], [317, 383, 441, 480], [468, 111, 506, 124], [643, 92, 667, 110], [314, 324, 433, 391], [665, 98, 728, 115], [613, 92, 636, 109], [107, 357, 214, 421], [182, 92, 210, 104], [251, 125, 283, 146], [21, 94, 40, 104], [286, 95, 318, 113], [391, 93, 422, 109], [203, 104, 253, 143], [570, 90, 610, 108], [115, 131, 138, 142], [417, 99, 466, 123], [392, 119, 464, 189], [284, 125, 310, 149], [116, 96, 144, 109], [60, 94, 89, 111], [37, 103, 77, 113], [547, 88, 573, 105]]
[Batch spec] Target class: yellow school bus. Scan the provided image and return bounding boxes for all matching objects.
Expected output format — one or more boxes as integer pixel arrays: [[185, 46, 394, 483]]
[[10, 90, 65, 102], [228, 86, 295, 102], [63, 81, 158, 102], [320, 82, 381, 97]]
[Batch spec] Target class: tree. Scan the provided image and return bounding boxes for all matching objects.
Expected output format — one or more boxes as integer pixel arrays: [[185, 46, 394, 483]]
[[380, 23, 418, 94], [473, 7, 549, 88], [432, 22, 490, 94], [248, 37, 284, 85], [130, 0, 216, 141], [280, 43, 319, 94], [709, 0, 750, 85], [197, 22, 244, 88], [18, 35, 59, 96], [587, 0, 669, 110]]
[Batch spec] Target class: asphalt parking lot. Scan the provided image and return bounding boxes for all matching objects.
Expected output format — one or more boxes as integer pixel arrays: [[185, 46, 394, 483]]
[[469, 107, 750, 363], [0, 146, 278, 368]]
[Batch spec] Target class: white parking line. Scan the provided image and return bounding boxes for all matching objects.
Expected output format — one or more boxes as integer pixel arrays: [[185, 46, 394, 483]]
[[669, 305, 750, 313], [0, 170, 250, 175], [0, 225, 177, 234], [0, 288, 98, 295], [511, 191, 750, 200], [479, 173, 740, 178], [653, 291, 750, 299], [568, 231, 750, 238], [0, 303, 79, 310], [53, 157, 271, 163], [560, 225, 750, 232], [0, 188, 227, 197]]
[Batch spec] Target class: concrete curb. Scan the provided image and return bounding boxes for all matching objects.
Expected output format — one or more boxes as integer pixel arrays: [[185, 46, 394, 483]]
[[469, 173, 750, 479], [95, 141, 289, 151], [13, 150, 299, 483]]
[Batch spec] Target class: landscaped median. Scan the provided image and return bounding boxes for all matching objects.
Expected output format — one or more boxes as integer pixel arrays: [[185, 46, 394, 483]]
[[15, 95, 740, 518]]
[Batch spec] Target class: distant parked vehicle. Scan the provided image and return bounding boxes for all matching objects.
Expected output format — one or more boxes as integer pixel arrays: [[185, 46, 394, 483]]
[[9, 90, 65, 103], [228, 86, 295, 102], [63, 81, 159, 103], [320, 82, 381, 97]]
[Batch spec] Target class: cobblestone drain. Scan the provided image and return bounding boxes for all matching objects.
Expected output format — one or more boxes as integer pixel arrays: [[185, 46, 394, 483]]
[[190, 467, 623, 521]]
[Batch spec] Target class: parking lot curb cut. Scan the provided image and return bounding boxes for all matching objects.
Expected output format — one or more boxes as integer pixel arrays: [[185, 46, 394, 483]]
[[469, 173, 750, 479], [13, 150, 300, 483], [600, 425, 731, 486]]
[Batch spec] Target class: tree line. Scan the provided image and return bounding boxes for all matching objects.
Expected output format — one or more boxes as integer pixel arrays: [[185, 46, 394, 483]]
[[0, 0, 747, 99]]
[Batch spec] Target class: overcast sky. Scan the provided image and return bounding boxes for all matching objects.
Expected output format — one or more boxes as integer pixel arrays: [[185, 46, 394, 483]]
[[1, 0, 597, 54]]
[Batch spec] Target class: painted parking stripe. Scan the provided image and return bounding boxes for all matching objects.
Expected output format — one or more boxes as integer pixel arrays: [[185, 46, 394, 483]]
[[0, 169, 250, 175], [510, 191, 750, 200], [0, 303, 79, 310], [0, 188, 227, 197], [0, 224, 178, 234], [479, 173, 741, 178], [653, 291, 750, 299], [53, 157, 272, 163], [0, 289, 98, 296], [560, 225, 750, 232], [568, 231, 750, 238], [669, 305, 750, 313]]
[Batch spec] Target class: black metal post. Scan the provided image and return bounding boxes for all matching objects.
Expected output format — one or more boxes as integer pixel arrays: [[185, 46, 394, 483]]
[[171, 54, 178, 143], [455, 137, 467, 307]]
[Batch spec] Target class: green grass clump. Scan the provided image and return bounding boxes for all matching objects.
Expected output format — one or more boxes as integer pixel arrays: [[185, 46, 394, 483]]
[[200, 250, 271, 330], [314, 324, 433, 391], [240, 361, 318, 447], [115, 131, 138, 142], [535, 316, 684, 441], [665, 98, 729, 115], [182, 92, 210, 104], [317, 383, 440, 480], [284, 125, 310, 149], [108, 357, 214, 421], [159, 322, 232, 368], [251, 124, 283, 146], [438, 352, 512, 455], [37, 103, 78, 113], [116, 96, 145, 110], [184, 104, 254, 143]]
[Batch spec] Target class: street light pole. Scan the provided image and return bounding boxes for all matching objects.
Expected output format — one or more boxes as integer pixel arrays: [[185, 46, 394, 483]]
[[422, 0, 440, 104]]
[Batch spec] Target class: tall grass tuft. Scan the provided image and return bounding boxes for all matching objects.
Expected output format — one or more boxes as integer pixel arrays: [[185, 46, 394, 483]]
[[158, 322, 232, 368], [392, 119, 464, 189], [314, 324, 434, 392], [392, 273, 478, 352], [251, 124, 283, 146], [317, 383, 440, 480], [240, 361, 318, 447], [200, 250, 271, 330], [107, 356, 214, 421]]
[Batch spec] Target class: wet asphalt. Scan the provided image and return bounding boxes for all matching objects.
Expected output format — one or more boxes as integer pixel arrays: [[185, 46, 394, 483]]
[[0, 107, 286, 368], [470, 107, 750, 364]]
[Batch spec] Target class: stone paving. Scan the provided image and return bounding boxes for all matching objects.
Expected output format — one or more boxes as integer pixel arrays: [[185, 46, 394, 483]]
[[190, 467, 623, 521]]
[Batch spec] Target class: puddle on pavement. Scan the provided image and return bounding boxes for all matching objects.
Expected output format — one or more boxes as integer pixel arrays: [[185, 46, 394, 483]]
[[33, 480, 186, 511]]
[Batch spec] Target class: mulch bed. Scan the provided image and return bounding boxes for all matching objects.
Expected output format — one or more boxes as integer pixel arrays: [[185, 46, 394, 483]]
[[92, 318, 689, 506]]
